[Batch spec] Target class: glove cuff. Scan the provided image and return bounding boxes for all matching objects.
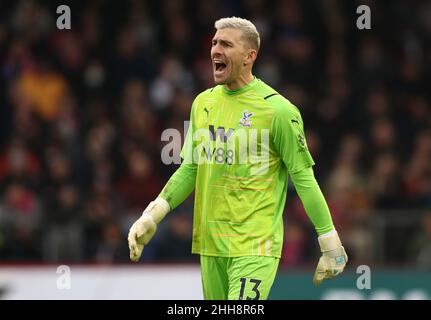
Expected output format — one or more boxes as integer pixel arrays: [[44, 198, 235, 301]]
[[142, 197, 171, 224], [318, 229, 342, 252]]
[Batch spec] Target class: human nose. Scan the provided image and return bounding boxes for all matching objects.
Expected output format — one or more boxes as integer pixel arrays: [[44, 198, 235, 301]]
[[211, 43, 222, 57]]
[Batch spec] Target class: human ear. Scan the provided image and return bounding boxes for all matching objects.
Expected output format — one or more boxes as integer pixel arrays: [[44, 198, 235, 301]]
[[244, 49, 257, 66]]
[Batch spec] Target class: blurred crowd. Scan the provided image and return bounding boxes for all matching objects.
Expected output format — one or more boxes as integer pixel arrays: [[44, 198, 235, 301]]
[[0, 0, 430, 268]]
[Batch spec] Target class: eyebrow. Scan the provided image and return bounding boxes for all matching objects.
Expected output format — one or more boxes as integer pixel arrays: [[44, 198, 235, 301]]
[[212, 38, 234, 46]]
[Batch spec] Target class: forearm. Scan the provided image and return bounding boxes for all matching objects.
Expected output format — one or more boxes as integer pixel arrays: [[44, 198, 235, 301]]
[[159, 162, 197, 210], [128, 158, 197, 262], [290, 167, 334, 235]]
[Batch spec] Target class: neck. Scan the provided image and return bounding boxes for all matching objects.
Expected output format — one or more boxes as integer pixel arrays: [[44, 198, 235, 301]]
[[224, 73, 255, 91]]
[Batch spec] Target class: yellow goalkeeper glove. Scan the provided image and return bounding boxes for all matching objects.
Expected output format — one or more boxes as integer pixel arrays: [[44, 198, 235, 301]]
[[127, 197, 170, 262], [313, 230, 348, 286]]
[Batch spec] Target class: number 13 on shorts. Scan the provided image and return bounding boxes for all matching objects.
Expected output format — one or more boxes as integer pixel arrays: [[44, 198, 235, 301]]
[[201, 255, 279, 300], [238, 277, 262, 300], [227, 256, 279, 300]]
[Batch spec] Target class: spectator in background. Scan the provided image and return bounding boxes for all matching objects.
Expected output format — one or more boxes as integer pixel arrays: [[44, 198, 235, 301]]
[[82, 166, 123, 261], [0, 182, 41, 260], [17, 60, 68, 122], [95, 219, 129, 263], [117, 148, 163, 214], [0, 138, 42, 189], [154, 204, 197, 262], [42, 184, 83, 262], [280, 221, 308, 267]]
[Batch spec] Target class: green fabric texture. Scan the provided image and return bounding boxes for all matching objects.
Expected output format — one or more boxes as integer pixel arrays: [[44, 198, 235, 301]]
[[159, 163, 197, 210], [290, 167, 335, 235], [200, 255, 279, 300]]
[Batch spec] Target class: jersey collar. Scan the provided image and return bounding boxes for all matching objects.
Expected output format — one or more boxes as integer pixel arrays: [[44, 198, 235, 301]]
[[222, 77, 259, 95]]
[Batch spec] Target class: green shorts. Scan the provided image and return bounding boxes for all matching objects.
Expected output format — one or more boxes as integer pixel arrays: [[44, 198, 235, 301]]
[[200, 255, 280, 300]]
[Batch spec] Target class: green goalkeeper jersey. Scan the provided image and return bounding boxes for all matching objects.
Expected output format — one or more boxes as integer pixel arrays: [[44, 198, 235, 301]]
[[160, 77, 327, 258]]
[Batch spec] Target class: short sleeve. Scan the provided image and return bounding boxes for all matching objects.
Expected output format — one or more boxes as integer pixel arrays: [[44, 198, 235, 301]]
[[271, 102, 315, 173]]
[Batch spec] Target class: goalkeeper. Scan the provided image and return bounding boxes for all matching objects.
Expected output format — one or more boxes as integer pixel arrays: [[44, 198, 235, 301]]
[[128, 17, 348, 300]]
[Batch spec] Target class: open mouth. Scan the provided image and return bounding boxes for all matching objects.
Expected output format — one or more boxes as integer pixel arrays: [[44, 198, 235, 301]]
[[214, 61, 227, 74]]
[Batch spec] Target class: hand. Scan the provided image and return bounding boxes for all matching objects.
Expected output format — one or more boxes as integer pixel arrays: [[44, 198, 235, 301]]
[[128, 213, 157, 262], [313, 230, 348, 286], [127, 197, 170, 262]]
